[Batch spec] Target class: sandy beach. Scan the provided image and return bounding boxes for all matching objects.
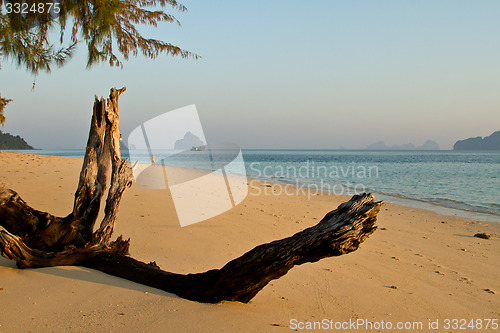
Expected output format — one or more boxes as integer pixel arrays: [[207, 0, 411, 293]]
[[0, 151, 499, 332]]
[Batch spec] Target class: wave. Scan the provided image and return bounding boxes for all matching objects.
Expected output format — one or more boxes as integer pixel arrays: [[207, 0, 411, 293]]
[[374, 190, 500, 217]]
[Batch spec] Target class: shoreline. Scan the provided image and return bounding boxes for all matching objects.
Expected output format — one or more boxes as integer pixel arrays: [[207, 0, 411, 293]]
[[131, 159, 500, 224], [4, 149, 500, 224], [246, 175, 500, 224]]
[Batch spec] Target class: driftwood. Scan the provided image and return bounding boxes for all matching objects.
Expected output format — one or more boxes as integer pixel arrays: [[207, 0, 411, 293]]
[[0, 88, 382, 303]]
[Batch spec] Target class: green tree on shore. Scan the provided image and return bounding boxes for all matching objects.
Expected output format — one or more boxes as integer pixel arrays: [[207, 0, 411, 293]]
[[0, 0, 198, 124]]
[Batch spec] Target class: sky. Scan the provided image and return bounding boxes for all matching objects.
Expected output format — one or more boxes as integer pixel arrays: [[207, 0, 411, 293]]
[[1, 0, 499, 150]]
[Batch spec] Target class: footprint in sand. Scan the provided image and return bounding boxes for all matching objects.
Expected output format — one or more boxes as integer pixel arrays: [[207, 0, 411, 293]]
[[458, 276, 473, 284]]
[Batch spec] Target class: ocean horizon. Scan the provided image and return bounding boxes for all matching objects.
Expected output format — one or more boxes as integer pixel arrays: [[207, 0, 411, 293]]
[[5, 148, 500, 223]]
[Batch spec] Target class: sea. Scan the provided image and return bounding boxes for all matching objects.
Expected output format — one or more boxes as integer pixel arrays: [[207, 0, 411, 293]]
[[7, 149, 500, 223]]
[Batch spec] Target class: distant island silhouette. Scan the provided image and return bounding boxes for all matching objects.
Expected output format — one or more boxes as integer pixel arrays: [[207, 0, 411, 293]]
[[453, 130, 500, 150], [0, 131, 34, 150], [366, 140, 439, 150], [174, 131, 204, 150]]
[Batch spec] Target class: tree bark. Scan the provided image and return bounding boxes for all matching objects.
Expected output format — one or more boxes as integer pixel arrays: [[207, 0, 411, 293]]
[[0, 88, 382, 303], [70, 96, 109, 243]]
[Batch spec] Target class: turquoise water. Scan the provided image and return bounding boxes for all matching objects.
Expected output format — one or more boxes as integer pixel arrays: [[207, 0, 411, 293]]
[[242, 150, 500, 222], [6, 149, 500, 222]]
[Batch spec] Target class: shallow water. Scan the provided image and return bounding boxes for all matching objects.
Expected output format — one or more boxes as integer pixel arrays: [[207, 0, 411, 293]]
[[7, 149, 500, 222]]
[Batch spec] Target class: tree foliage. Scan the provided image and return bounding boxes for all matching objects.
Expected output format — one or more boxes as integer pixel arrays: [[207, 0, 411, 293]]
[[0, 0, 198, 122], [0, 93, 11, 124]]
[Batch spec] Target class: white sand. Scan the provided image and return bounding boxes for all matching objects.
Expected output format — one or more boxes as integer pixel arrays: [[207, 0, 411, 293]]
[[1, 151, 499, 332]]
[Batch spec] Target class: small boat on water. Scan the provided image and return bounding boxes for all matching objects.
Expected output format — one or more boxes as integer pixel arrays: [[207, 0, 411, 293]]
[[191, 145, 206, 151]]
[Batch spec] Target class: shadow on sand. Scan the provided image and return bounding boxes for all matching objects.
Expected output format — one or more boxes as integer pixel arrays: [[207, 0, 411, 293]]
[[0, 256, 178, 298]]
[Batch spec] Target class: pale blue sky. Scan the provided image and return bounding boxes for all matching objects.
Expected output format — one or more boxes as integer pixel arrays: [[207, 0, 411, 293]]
[[1, 0, 499, 149]]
